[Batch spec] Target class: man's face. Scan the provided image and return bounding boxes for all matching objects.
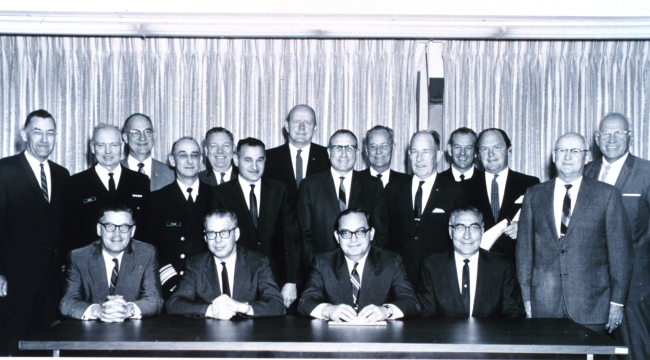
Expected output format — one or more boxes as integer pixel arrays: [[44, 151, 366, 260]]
[[122, 115, 154, 157], [169, 139, 201, 179], [366, 129, 393, 170], [553, 134, 589, 178], [97, 211, 135, 257], [449, 211, 483, 257], [409, 133, 441, 179], [334, 212, 374, 262], [285, 107, 316, 146], [205, 132, 234, 171], [91, 128, 123, 171], [596, 116, 631, 163], [328, 133, 358, 173], [447, 133, 476, 171], [205, 215, 240, 260], [21, 116, 57, 163], [234, 144, 265, 182], [477, 130, 510, 174]]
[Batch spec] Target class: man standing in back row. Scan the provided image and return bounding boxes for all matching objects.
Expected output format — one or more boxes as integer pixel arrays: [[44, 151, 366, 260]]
[[360, 125, 409, 188], [439, 127, 480, 183], [199, 127, 238, 186]]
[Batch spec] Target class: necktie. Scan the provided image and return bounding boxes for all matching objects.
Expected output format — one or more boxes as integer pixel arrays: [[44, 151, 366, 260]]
[[350, 262, 361, 311], [40, 163, 49, 202], [462, 259, 470, 316], [187, 188, 194, 204], [220, 261, 231, 297], [460, 174, 465, 181], [137, 162, 145, 174], [220, 172, 226, 185], [490, 174, 500, 221], [560, 184, 573, 238], [338, 177, 347, 212], [108, 173, 116, 193], [109, 258, 119, 295], [250, 184, 258, 227], [599, 164, 611, 183], [296, 149, 303, 188], [377, 173, 384, 187], [414, 180, 424, 219]]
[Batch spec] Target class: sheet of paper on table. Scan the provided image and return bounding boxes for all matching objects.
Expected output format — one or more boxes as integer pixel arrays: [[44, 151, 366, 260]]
[[328, 321, 387, 326], [480, 209, 521, 251]]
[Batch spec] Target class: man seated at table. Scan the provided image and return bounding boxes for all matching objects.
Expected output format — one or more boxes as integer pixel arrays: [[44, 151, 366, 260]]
[[298, 208, 420, 322], [417, 206, 523, 318], [60, 204, 163, 321], [166, 209, 285, 319]]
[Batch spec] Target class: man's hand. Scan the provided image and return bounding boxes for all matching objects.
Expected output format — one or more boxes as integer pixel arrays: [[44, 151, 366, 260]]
[[322, 304, 358, 323], [211, 294, 253, 320], [0, 275, 7, 297], [92, 296, 130, 322], [357, 305, 389, 323], [281, 283, 297, 308], [605, 304, 624, 333], [502, 221, 519, 239], [524, 301, 532, 318]]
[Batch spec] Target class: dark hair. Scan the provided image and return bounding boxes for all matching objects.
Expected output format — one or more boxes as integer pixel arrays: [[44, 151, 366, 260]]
[[448, 127, 477, 145], [24, 109, 55, 129], [171, 136, 200, 155], [122, 113, 153, 133], [476, 128, 511, 149], [366, 125, 394, 146], [205, 127, 234, 142], [287, 105, 317, 125], [204, 209, 238, 228], [448, 205, 484, 226], [328, 129, 358, 148], [236, 137, 266, 153], [98, 204, 134, 223], [410, 130, 441, 151], [334, 208, 371, 231]]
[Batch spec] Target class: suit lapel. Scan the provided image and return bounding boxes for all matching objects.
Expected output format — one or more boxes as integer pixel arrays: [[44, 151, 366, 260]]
[[204, 253, 222, 298], [348, 172, 362, 208], [499, 171, 518, 219], [359, 248, 380, 307], [474, 171, 494, 222], [279, 144, 298, 188], [48, 161, 64, 205], [401, 177, 417, 230], [423, 175, 442, 214], [542, 180, 559, 240], [232, 248, 247, 300], [89, 165, 110, 193], [615, 155, 635, 190], [334, 251, 354, 306], [171, 181, 192, 213], [232, 181, 256, 228], [115, 243, 136, 294], [90, 243, 110, 300], [445, 251, 468, 317], [258, 180, 273, 233], [322, 173, 341, 214], [473, 251, 492, 317], [305, 142, 322, 177], [564, 178, 594, 240], [18, 152, 49, 205]]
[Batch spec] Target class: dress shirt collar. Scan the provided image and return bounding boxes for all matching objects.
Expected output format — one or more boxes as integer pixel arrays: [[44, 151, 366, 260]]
[[412, 172, 437, 211], [344, 251, 369, 285], [453, 250, 479, 317], [102, 249, 125, 288], [212, 166, 233, 185], [214, 249, 237, 295], [95, 163, 122, 191], [289, 142, 312, 179], [451, 166, 474, 181], [24, 150, 51, 201], [485, 167, 509, 205], [553, 176, 583, 236], [369, 167, 390, 187], [603, 152, 629, 168], [238, 175, 262, 213], [600, 152, 629, 186], [127, 155, 152, 177], [176, 178, 200, 201], [331, 167, 353, 206]]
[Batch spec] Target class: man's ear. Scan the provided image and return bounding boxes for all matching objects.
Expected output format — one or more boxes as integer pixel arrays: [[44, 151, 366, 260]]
[[122, 132, 129, 144], [436, 150, 443, 163], [20, 130, 28, 143], [368, 227, 375, 242], [97, 223, 102, 237], [327, 148, 332, 160], [169, 154, 176, 168], [234, 227, 241, 242], [446, 144, 452, 157], [90, 142, 96, 155], [233, 153, 240, 167], [129, 225, 136, 238], [334, 232, 339, 244]]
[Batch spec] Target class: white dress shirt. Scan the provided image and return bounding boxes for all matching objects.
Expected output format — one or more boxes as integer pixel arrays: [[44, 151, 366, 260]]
[[451, 166, 475, 182], [238, 176, 262, 215], [205, 250, 238, 317], [412, 173, 437, 212], [369, 167, 390, 187], [212, 166, 233, 185], [126, 155, 152, 178], [598, 152, 629, 186], [289, 142, 311, 180], [24, 150, 51, 201], [553, 176, 582, 238], [454, 251, 479, 317], [331, 168, 353, 206], [485, 168, 509, 207], [176, 178, 200, 202], [95, 163, 122, 191]]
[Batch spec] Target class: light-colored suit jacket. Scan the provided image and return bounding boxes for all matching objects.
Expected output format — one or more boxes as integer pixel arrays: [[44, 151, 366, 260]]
[[121, 157, 175, 192], [60, 240, 163, 319], [516, 176, 633, 325]]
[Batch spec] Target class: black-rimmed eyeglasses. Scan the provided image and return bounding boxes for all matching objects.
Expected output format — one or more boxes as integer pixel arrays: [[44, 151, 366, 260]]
[[204, 228, 236, 240], [100, 222, 135, 233]]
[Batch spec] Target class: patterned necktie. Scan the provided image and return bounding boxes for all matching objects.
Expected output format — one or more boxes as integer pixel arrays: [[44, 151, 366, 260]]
[[137, 162, 145, 174], [250, 184, 258, 227], [350, 262, 361, 311], [40, 163, 49, 202], [220, 172, 226, 185], [560, 184, 573, 238], [296, 149, 303, 188], [490, 174, 500, 221], [187, 188, 194, 204], [414, 180, 424, 219], [599, 164, 611, 183], [108, 173, 116, 193], [460, 174, 465, 181], [221, 261, 231, 297], [462, 259, 470, 316], [338, 177, 347, 212], [109, 258, 119, 295]]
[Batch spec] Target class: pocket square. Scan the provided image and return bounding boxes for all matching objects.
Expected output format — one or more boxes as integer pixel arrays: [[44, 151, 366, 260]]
[[515, 195, 525, 204], [623, 193, 641, 197], [432, 208, 445, 213], [132, 194, 143, 198]]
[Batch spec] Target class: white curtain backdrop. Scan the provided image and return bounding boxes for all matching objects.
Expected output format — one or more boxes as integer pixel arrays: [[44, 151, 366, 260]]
[[0, 37, 428, 174], [442, 41, 650, 181]]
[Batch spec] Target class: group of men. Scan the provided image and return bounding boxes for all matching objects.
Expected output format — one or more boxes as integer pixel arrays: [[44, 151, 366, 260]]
[[0, 106, 648, 359]]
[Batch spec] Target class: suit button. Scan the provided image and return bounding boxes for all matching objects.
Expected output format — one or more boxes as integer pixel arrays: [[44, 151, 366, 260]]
[[180, 271, 184, 276], [180, 254, 185, 259], [258, 242, 262, 245], [180, 237, 185, 241]]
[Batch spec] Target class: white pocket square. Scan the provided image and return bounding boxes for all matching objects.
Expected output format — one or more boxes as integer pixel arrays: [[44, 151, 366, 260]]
[[432, 208, 446, 213], [623, 193, 641, 197], [515, 195, 525, 204]]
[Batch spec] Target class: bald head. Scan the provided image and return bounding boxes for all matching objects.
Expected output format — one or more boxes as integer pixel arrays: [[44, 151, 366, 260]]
[[596, 113, 632, 162], [555, 132, 588, 150], [285, 104, 317, 148], [553, 132, 590, 182]]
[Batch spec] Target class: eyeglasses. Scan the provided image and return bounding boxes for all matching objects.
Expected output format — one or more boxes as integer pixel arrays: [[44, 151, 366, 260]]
[[330, 145, 357, 154], [554, 148, 589, 157], [337, 228, 370, 239], [205, 228, 236, 240], [128, 129, 154, 138], [368, 144, 391, 152], [408, 149, 435, 158], [598, 131, 630, 140], [100, 222, 135, 233], [449, 224, 483, 235]]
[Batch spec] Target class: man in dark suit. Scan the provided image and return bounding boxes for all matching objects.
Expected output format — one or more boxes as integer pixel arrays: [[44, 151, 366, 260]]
[[297, 130, 388, 267], [584, 113, 650, 359], [298, 209, 420, 322], [360, 125, 409, 188], [214, 138, 301, 308], [60, 204, 163, 320], [517, 132, 633, 335], [120, 113, 174, 192], [0, 110, 70, 355], [264, 105, 330, 205], [417, 206, 523, 318], [198, 127, 239, 186], [466, 128, 540, 261], [439, 127, 480, 182], [385, 131, 468, 285], [166, 209, 285, 319], [146, 137, 213, 300], [63, 124, 150, 256]]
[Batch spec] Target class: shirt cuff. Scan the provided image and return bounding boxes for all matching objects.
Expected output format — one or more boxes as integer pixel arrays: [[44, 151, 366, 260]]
[[205, 304, 214, 318], [310, 303, 331, 319], [81, 304, 99, 320], [611, 302, 624, 307], [383, 304, 404, 319], [129, 303, 142, 319]]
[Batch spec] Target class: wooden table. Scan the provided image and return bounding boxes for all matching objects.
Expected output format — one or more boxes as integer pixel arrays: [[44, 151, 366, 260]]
[[20, 316, 627, 359]]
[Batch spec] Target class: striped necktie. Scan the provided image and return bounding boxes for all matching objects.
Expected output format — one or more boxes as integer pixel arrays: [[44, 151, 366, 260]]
[[560, 184, 573, 239], [109, 258, 119, 295], [40, 163, 49, 202], [350, 262, 360, 311]]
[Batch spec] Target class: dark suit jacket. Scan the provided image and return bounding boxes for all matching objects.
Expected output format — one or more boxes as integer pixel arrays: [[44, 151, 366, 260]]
[[298, 247, 420, 318], [263, 143, 330, 205], [585, 154, 650, 302], [384, 174, 468, 285], [297, 170, 389, 267], [466, 169, 540, 260], [417, 249, 523, 318], [63, 165, 150, 257], [121, 158, 175, 192], [516, 176, 633, 325], [198, 165, 238, 187], [359, 168, 410, 188], [59, 240, 163, 319], [166, 246, 285, 318], [438, 167, 479, 183], [213, 179, 301, 285]]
